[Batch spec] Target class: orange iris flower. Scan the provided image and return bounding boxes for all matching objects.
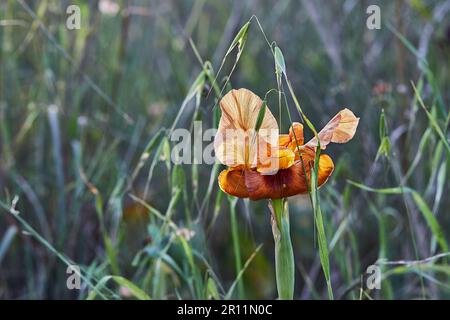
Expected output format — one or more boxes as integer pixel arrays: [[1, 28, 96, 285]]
[[214, 88, 359, 200]]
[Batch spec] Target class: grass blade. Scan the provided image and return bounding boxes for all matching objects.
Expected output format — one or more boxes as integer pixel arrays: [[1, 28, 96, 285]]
[[87, 276, 151, 300]]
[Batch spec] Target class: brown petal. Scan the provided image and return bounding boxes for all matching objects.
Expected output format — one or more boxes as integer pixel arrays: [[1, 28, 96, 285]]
[[245, 167, 305, 200], [244, 153, 334, 200], [218, 167, 249, 198]]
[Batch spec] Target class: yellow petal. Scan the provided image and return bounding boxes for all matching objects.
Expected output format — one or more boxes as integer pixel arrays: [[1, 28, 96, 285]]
[[306, 108, 359, 149], [278, 134, 291, 147], [257, 147, 295, 175]]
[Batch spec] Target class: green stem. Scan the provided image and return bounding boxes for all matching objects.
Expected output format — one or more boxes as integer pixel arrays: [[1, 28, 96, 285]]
[[271, 198, 295, 300], [229, 196, 245, 299]]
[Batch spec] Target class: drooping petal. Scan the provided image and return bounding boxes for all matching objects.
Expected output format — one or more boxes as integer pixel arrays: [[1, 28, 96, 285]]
[[306, 108, 359, 149], [214, 89, 279, 168], [316, 154, 334, 186], [244, 167, 305, 200], [218, 167, 249, 198], [244, 154, 334, 200]]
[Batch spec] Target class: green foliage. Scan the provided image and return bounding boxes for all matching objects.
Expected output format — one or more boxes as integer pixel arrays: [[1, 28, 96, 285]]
[[0, 0, 449, 300]]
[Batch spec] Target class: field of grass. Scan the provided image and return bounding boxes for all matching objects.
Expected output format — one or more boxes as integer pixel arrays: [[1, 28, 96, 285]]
[[0, 0, 449, 300]]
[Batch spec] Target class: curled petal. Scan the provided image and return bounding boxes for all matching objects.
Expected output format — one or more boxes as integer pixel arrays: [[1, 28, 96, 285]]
[[306, 108, 359, 149], [218, 167, 249, 198]]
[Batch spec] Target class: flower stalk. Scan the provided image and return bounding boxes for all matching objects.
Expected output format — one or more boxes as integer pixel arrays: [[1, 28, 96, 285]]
[[228, 196, 245, 299], [271, 198, 294, 300]]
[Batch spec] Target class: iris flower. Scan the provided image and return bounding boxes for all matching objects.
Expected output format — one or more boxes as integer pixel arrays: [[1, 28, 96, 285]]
[[214, 88, 359, 299], [214, 88, 359, 200]]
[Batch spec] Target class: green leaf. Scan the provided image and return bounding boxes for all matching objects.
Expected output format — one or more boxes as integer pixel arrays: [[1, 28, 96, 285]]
[[103, 235, 120, 276], [405, 128, 432, 180], [411, 192, 449, 252], [0, 200, 109, 299], [274, 46, 286, 75], [87, 276, 151, 300], [225, 244, 262, 300], [348, 181, 449, 252], [411, 82, 450, 158], [271, 199, 295, 300], [388, 23, 429, 71], [311, 169, 333, 300], [207, 277, 220, 300], [254, 100, 267, 132], [347, 180, 408, 194], [433, 161, 446, 213], [228, 196, 244, 299]]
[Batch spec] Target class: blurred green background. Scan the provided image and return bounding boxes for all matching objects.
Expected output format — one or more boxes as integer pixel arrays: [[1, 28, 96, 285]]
[[0, 0, 449, 299]]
